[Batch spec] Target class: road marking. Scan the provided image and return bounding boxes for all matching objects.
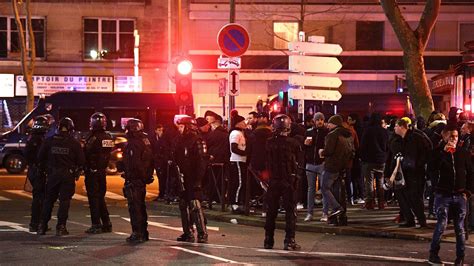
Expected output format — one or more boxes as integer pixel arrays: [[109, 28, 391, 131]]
[[0, 195, 11, 201], [72, 194, 88, 201], [0, 221, 35, 234], [5, 190, 32, 199], [86, 214, 121, 218], [105, 191, 124, 200], [146, 192, 158, 198], [149, 215, 171, 218], [170, 246, 239, 264], [122, 217, 219, 232]]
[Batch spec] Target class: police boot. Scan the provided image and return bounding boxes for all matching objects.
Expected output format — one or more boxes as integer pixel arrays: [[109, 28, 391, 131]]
[[101, 222, 113, 233], [56, 225, 69, 236], [283, 238, 301, 251], [126, 232, 145, 244], [85, 224, 103, 234], [191, 200, 208, 243], [29, 223, 39, 233], [177, 199, 194, 242], [264, 235, 274, 249]]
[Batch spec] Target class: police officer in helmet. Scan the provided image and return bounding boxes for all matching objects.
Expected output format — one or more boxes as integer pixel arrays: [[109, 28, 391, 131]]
[[119, 118, 154, 243], [37, 117, 85, 236], [264, 114, 302, 250], [174, 115, 209, 243], [84, 112, 114, 234], [25, 115, 50, 232]]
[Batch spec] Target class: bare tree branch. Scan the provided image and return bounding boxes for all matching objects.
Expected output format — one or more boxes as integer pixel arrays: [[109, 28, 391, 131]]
[[416, 0, 441, 48], [380, 0, 415, 51]]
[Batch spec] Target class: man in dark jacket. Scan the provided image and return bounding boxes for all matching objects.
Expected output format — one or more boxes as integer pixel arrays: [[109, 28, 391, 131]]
[[428, 126, 472, 265], [303, 112, 328, 222], [320, 115, 354, 219], [387, 119, 431, 228], [360, 112, 389, 210], [150, 124, 171, 201], [37, 117, 85, 236], [25, 116, 50, 232], [84, 112, 114, 234]]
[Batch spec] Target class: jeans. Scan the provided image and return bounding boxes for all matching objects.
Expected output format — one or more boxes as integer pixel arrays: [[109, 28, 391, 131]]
[[361, 162, 385, 203], [321, 170, 342, 213], [305, 163, 324, 215], [430, 193, 467, 259]]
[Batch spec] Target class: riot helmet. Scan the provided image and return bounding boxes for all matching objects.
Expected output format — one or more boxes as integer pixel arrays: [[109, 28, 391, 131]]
[[272, 114, 291, 135], [90, 112, 107, 130], [175, 115, 197, 134], [31, 115, 50, 134], [57, 117, 75, 134], [125, 118, 144, 133]]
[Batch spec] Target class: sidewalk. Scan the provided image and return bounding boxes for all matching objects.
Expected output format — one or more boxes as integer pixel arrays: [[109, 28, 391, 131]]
[[150, 201, 473, 244]]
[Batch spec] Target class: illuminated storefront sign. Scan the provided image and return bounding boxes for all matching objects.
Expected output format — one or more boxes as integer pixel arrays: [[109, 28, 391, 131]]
[[0, 74, 15, 97], [15, 75, 113, 96]]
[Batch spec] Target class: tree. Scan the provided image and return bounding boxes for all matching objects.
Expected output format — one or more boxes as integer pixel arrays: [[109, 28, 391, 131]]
[[381, 0, 440, 119], [12, 0, 36, 113]]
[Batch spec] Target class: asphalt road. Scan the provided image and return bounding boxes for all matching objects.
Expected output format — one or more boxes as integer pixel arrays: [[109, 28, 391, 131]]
[[0, 171, 472, 265]]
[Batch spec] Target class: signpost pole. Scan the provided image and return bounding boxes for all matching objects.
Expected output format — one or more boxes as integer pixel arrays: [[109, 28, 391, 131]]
[[228, 0, 236, 128]]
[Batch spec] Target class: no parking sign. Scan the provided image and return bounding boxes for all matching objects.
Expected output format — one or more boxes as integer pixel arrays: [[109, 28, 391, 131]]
[[217, 23, 250, 57]]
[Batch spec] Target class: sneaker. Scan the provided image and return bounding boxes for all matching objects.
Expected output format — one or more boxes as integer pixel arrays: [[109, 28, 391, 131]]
[[314, 198, 323, 206], [197, 233, 208, 244], [355, 198, 365, 204], [177, 233, 195, 242], [261, 212, 267, 218], [85, 225, 103, 234], [29, 224, 38, 232], [304, 214, 313, 222], [428, 253, 442, 265], [296, 203, 304, 210], [320, 213, 328, 222], [284, 239, 301, 251], [328, 209, 344, 218]]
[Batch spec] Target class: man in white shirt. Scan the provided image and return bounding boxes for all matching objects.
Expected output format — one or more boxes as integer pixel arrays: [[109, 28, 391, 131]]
[[229, 115, 248, 212]]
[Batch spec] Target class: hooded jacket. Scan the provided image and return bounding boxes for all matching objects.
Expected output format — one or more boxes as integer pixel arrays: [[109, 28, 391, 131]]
[[321, 126, 354, 173]]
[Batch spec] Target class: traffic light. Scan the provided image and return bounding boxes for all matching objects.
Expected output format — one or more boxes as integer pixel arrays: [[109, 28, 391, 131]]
[[175, 59, 193, 107]]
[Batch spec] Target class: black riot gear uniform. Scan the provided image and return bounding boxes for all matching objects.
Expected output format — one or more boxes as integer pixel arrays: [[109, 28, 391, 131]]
[[120, 118, 154, 243], [25, 116, 50, 232], [174, 116, 209, 243], [264, 115, 302, 250], [37, 117, 85, 236], [84, 112, 114, 234]]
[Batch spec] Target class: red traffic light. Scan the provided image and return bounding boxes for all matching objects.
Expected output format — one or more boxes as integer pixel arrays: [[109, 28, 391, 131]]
[[177, 60, 193, 75]]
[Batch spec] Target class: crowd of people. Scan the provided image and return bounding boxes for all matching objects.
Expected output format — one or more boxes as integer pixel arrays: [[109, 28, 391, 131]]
[[23, 106, 473, 263]]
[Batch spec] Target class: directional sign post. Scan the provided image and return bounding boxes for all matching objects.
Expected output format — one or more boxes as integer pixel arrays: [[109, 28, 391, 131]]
[[288, 88, 342, 101], [289, 55, 342, 74], [289, 75, 342, 88], [228, 70, 240, 96]]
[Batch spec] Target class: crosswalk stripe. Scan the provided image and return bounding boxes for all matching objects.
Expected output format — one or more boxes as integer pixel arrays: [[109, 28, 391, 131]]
[[146, 192, 158, 198], [5, 190, 32, 199], [72, 194, 88, 201], [105, 191, 124, 200], [0, 195, 12, 201]]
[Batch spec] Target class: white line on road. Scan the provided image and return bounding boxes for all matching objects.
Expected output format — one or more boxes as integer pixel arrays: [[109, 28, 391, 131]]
[[146, 192, 158, 198], [105, 191, 124, 200], [72, 194, 88, 201], [170, 246, 239, 264], [0, 221, 35, 234], [0, 195, 11, 201], [121, 217, 219, 232], [5, 190, 32, 198]]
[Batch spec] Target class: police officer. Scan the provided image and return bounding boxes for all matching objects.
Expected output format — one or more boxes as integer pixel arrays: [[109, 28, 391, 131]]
[[174, 116, 209, 243], [84, 112, 115, 234], [25, 115, 50, 232], [37, 117, 85, 236], [264, 114, 302, 250], [120, 118, 154, 243]]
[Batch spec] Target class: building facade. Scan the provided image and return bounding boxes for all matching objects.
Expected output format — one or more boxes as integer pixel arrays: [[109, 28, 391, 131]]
[[0, 0, 473, 124]]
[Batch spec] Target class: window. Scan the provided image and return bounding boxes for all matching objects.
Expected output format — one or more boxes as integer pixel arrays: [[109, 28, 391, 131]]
[[0, 17, 45, 59], [273, 22, 298, 50], [459, 23, 474, 51], [356, 21, 384, 50], [84, 18, 135, 60]]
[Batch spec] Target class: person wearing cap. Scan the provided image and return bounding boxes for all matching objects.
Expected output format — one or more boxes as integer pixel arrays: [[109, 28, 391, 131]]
[[303, 112, 329, 222], [318, 114, 355, 220], [229, 115, 248, 213], [196, 117, 210, 136]]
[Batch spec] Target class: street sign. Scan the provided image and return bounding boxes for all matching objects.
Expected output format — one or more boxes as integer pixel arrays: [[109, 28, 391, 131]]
[[217, 24, 250, 57], [288, 41, 343, 56], [288, 88, 342, 101], [227, 70, 240, 96], [217, 57, 241, 69], [218, 78, 227, 97], [289, 74, 342, 88], [289, 55, 342, 74]]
